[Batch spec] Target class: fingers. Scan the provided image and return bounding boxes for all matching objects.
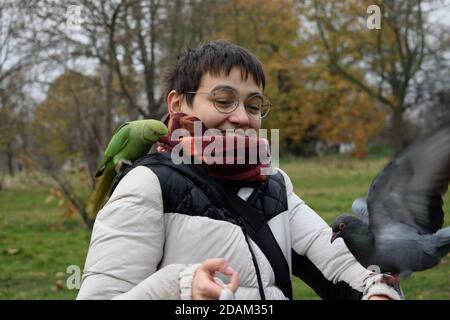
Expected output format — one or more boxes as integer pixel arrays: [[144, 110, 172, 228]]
[[202, 258, 240, 292], [227, 270, 240, 293], [195, 269, 223, 299], [369, 295, 391, 300], [192, 258, 240, 300], [202, 258, 233, 275]]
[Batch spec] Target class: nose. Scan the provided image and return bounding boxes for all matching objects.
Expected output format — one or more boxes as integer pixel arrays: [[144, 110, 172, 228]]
[[228, 102, 250, 129]]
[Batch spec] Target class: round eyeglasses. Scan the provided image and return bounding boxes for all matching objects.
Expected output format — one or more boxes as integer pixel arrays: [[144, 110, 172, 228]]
[[184, 87, 271, 119]]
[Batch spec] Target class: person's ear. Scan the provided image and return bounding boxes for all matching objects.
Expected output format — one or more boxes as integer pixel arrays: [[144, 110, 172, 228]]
[[167, 90, 183, 115]]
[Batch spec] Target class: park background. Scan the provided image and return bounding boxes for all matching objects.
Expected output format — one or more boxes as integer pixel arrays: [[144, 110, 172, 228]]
[[0, 0, 449, 299]]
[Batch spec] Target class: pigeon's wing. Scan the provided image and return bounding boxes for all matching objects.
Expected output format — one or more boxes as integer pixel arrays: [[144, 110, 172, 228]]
[[367, 123, 450, 234], [351, 197, 369, 225]]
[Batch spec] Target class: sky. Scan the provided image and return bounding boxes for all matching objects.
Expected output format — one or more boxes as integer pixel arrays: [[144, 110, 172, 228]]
[[10, 1, 450, 104]]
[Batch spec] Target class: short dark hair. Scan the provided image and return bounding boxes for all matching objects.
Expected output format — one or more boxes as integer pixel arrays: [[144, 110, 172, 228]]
[[162, 40, 266, 106]]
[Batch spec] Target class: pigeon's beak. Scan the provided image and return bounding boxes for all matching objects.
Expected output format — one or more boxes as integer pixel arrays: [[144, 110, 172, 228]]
[[331, 231, 341, 243]]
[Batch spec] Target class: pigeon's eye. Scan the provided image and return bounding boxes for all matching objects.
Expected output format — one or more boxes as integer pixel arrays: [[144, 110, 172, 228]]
[[339, 223, 346, 230]]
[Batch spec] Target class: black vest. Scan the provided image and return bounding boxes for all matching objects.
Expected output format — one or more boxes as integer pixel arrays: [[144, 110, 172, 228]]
[[111, 152, 292, 299], [113, 153, 288, 226], [111, 152, 362, 300]]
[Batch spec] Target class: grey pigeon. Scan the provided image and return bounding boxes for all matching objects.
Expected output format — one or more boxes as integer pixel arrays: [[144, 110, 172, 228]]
[[331, 123, 450, 277], [351, 197, 369, 224]]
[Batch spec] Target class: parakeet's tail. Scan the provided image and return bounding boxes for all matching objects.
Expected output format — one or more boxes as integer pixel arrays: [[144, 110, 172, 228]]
[[87, 170, 116, 218], [434, 227, 450, 257]]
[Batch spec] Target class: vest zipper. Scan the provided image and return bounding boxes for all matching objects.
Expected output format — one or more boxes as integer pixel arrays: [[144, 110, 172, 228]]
[[237, 216, 266, 300]]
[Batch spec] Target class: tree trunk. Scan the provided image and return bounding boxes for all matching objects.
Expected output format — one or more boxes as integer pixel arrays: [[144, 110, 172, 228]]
[[102, 65, 113, 147], [6, 142, 14, 176], [391, 107, 404, 156]]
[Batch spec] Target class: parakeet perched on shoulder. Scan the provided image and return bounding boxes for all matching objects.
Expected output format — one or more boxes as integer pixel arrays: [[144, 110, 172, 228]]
[[88, 119, 168, 217]]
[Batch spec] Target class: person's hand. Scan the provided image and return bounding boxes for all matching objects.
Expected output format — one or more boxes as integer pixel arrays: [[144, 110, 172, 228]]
[[363, 273, 403, 300], [192, 258, 239, 300], [368, 274, 401, 300], [369, 295, 391, 300]]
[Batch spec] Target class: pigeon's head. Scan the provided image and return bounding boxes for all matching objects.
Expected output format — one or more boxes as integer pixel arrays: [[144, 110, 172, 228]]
[[330, 214, 375, 267], [330, 214, 365, 244]]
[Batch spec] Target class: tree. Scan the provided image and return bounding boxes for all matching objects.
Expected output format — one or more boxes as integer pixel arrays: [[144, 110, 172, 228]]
[[29, 71, 121, 228], [303, 0, 445, 155], [209, 0, 316, 147], [4, 0, 223, 228], [0, 1, 37, 175], [206, 0, 385, 155], [312, 72, 385, 158]]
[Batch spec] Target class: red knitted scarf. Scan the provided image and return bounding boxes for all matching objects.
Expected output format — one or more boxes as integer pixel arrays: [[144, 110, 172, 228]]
[[157, 113, 271, 182]]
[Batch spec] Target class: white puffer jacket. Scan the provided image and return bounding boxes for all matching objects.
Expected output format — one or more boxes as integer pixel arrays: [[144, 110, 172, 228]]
[[76, 166, 401, 300]]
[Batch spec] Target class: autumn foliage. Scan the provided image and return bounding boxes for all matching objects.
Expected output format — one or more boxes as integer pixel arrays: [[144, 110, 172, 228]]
[[208, 0, 385, 155]]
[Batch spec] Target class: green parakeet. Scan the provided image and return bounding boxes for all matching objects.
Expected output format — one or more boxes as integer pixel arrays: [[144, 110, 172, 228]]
[[88, 119, 168, 217]]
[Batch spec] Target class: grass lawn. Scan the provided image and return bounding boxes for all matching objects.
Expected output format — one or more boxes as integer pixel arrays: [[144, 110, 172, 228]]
[[0, 156, 449, 299], [0, 186, 90, 299]]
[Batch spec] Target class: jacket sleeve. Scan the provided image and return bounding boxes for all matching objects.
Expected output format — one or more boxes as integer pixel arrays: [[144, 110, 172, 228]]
[[76, 166, 198, 300], [291, 249, 362, 299], [278, 169, 402, 300]]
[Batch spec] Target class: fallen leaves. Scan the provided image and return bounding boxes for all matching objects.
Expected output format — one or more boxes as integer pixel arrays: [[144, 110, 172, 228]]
[[51, 272, 67, 292], [2, 248, 20, 255]]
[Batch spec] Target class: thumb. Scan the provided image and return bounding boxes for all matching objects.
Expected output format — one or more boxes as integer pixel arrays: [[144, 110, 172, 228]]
[[227, 271, 240, 294], [215, 263, 239, 294]]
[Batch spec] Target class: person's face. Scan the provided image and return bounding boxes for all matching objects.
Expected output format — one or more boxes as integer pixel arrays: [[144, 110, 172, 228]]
[[167, 67, 263, 132]]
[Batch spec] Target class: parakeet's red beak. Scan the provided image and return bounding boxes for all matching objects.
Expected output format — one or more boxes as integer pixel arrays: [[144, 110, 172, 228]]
[[331, 231, 340, 243]]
